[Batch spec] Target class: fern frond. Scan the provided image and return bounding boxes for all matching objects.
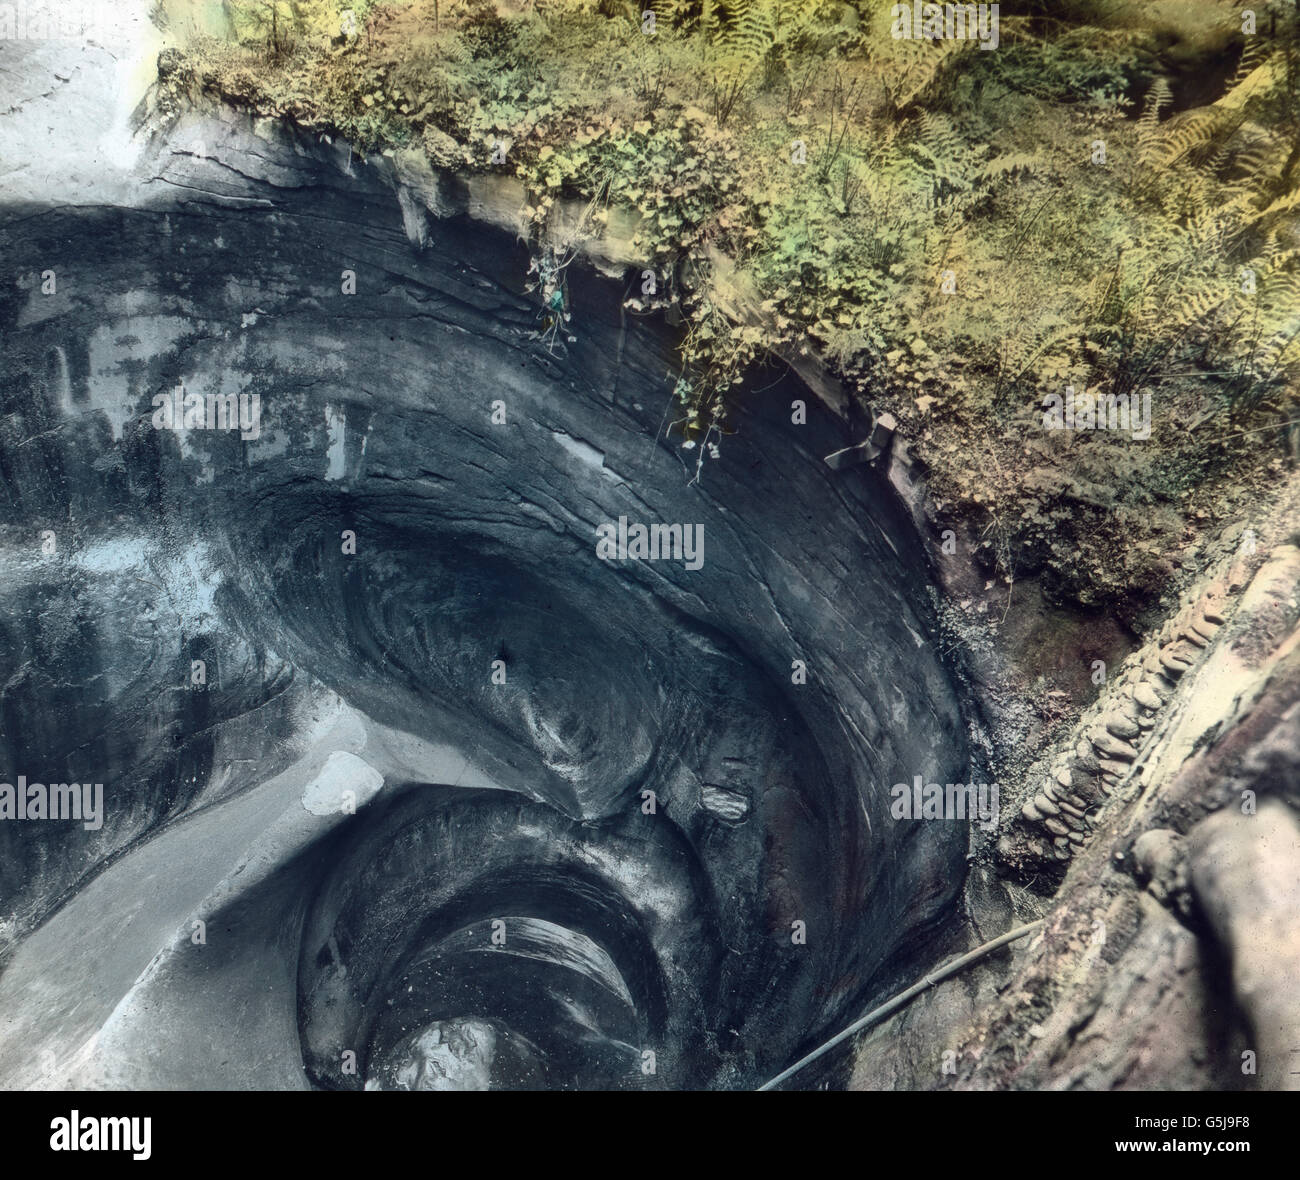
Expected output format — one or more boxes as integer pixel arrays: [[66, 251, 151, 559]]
[[1137, 76, 1171, 157], [1169, 276, 1230, 328], [1214, 54, 1283, 113], [1225, 36, 1271, 93], [1152, 108, 1224, 169], [979, 153, 1038, 184], [1255, 184, 1300, 222], [445, 34, 474, 65], [1259, 267, 1300, 311], [1229, 133, 1285, 187], [1265, 246, 1300, 274], [718, 0, 775, 62]]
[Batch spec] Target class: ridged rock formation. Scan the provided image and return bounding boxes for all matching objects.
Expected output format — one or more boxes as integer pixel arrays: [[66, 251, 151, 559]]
[[1004, 540, 1262, 868], [853, 532, 1300, 1091], [0, 88, 971, 1089]]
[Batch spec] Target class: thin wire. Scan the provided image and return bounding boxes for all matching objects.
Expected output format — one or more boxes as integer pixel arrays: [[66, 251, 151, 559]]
[[756, 918, 1047, 1091]]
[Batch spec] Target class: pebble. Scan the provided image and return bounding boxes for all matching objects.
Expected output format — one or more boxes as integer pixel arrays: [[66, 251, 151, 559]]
[[1201, 599, 1227, 625], [1159, 648, 1191, 677], [1133, 683, 1162, 711], [1149, 674, 1178, 699], [1104, 712, 1140, 739], [1074, 741, 1100, 771], [1091, 728, 1137, 761], [1071, 777, 1103, 805]]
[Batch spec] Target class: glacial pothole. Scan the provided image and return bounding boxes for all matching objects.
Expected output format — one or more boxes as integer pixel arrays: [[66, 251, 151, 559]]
[[0, 109, 973, 1091]]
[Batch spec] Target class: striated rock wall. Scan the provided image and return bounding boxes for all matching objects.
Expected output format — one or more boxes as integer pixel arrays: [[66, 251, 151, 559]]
[[0, 79, 973, 1088]]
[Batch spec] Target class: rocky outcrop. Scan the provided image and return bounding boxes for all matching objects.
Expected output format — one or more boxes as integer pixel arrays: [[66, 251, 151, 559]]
[[0, 73, 972, 1088], [1189, 802, 1300, 1092], [851, 529, 1300, 1091], [4, 12, 1298, 1095], [1003, 538, 1263, 869]]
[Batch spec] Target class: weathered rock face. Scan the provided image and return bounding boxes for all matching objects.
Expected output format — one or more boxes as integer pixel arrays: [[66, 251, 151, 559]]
[[0, 95, 973, 1088], [851, 532, 1300, 1093]]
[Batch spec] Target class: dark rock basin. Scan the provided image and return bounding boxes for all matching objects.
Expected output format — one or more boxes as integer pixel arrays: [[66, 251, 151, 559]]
[[0, 103, 972, 1090]]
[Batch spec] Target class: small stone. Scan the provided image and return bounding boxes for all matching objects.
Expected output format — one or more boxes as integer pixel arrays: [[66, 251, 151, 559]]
[[1091, 728, 1137, 762], [1133, 683, 1162, 711], [1201, 600, 1227, 625], [1149, 674, 1178, 699], [1116, 698, 1142, 724], [700, 783, 750, 823], [1104, 712, 1140, 739], [1133, 827, 1179, 879], [869, 412, 897, 449], [1044, 817, 1070, 837], [1021, 799, 1043, 822], [1028, 837, 1053, 860], [1227, 557, 1252, 593], [422, 125, 464, 169], [1159, 648, 1191, 677], [1071, 776, 1103, 806], [824, 441, 882, 469], [1035, 793, 1060, 816], [1188, 614, 1219, 641]]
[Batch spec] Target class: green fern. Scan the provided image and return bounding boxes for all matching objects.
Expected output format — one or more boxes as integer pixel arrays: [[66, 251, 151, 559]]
[[1136, 76, 1171, 157]]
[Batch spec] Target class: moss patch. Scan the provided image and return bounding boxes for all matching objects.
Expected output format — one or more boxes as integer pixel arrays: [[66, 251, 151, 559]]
[[164, 0, 1300, 613]]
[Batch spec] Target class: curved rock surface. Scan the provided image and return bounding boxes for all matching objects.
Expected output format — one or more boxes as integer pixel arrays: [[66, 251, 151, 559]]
[[0, 65, 973, 1088]]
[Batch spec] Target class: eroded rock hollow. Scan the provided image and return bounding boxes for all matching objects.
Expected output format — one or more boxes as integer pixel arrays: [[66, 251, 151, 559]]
[[0, 107, 973, 1090]]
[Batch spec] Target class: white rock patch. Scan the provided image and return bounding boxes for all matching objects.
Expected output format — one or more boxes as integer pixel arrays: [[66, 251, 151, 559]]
[[301, 751, 383, 817]]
